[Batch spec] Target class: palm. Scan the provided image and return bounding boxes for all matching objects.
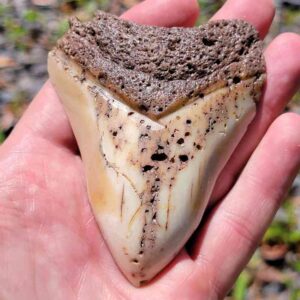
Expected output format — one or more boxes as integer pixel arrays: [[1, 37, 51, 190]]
[[0, 135, 96, 299], [1, 0, 300, 299], [0, 123, 206, 299]]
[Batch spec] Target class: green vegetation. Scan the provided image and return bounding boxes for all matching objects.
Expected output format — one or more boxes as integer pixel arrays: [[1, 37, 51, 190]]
[[3, 19, 28, 50], [0, 131, 5, 144], [76, 0, 109, 11], [0, 5, 41, 50], [284, 7, 300, 25], [23, 9, 42, 23], [263, 198, 300, 247], [51, 18, 70, 42], [196, 0, 224, 24], [292, 91, 300, 105], [0, 1, 110, 50], [232, 270, 252, 300]]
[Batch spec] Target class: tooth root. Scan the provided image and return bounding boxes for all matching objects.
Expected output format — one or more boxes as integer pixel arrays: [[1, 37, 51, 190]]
[[48, 50, 263, 286]]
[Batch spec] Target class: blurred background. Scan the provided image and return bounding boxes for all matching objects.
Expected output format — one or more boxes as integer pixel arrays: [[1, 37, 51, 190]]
[[0, 0, 299, 299]]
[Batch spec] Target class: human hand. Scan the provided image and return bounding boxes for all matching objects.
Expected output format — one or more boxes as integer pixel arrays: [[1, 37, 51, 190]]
[[0, 0, 299, 299]]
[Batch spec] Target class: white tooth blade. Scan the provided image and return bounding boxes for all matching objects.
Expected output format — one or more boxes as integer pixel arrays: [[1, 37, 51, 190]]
[[48, 50, 261, 286]]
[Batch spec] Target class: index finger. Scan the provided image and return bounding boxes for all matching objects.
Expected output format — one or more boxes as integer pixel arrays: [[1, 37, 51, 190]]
[[122, 0, 199, 27], [212, 0, 275, 39]]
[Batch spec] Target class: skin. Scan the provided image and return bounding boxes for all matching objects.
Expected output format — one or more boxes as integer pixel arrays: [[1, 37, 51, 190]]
[[0, 0, 299, 299]]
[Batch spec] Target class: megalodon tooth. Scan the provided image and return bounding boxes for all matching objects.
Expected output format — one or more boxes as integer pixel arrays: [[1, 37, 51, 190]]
[[48, 11, 265, 286]]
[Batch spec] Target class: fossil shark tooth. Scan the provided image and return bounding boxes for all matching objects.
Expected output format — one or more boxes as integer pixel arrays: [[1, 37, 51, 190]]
[[48, 11, 265, 286]]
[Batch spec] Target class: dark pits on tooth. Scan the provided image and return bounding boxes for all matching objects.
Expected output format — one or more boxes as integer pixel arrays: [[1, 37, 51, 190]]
[[196, 144, 202, 150], [170, 157, 175, 163], [233, 76, 241, 84], [146, 125, 151, 130], [186, 119, 192, 124], [179, 155, 189, 162], [112, 131, 118, 137], [177, 138, 184, 145], [185, 132, 190, 137], [131, 259, 139, 264], [152, 212, 157, 221], [142, 165, 154, 172], [139, 104, 148, 112], [151, 152, 168, 161], [128, 111, 134, 116]]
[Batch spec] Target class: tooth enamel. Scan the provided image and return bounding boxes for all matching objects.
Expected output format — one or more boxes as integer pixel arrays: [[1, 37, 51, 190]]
[[48, 49, 263, 286], [48, 12, 265, 286]]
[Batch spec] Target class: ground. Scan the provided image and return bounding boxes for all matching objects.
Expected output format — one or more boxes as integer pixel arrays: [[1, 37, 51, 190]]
[[0, 1, 299, 299]]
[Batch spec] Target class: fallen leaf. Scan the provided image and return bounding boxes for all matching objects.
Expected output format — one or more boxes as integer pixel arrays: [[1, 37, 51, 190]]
[[260, 243, 288, 261], [0, 56, 16, 69], [0, 78, 8, 89]]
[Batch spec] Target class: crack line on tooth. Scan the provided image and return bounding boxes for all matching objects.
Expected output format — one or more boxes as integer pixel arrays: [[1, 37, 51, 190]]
[[99, 135, 142, 201], [119, 172, 142, 201], [128, 204, 143, 230], [120, 184, 125, 222], [165, 189, 171, 230]]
